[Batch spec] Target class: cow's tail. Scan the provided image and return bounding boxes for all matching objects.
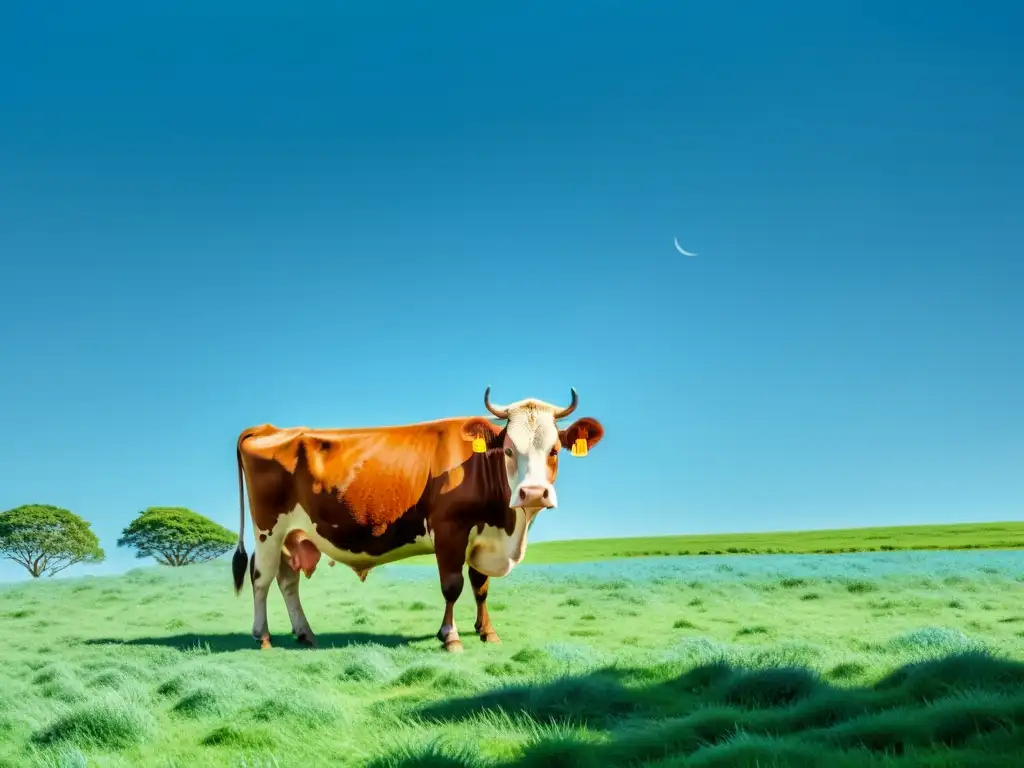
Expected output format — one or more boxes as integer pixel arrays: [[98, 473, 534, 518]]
[[232, 440, 249, 595]]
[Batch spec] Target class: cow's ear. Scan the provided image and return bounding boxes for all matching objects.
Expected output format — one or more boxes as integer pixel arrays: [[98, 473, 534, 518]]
[[461, 417, 502, 448], [559, 417, 604, 455]]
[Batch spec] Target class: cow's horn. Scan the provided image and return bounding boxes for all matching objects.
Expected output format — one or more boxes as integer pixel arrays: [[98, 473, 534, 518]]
[[553, 388, 579, 419], [483, 386, 509, 419]]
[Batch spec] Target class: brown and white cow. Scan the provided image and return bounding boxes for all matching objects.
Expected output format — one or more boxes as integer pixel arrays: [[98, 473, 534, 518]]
[[232, 388, 604, 652]]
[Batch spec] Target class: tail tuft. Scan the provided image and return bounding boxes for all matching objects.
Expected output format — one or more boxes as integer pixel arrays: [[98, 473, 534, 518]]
[[232, 544, 248, 595]]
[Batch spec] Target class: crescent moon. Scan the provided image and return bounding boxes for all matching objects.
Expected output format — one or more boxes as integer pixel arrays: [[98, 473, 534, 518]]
[[674, 237, 697, 257]]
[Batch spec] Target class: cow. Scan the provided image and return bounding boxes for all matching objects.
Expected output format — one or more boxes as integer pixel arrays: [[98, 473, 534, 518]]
[[232, 387, 604, 652]]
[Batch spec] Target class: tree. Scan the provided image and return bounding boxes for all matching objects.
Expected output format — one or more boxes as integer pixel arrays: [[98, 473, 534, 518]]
[[117, 506, 236, 566], [0, 504, 105, 578]]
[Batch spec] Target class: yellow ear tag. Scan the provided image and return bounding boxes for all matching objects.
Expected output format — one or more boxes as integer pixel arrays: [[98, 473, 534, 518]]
[[472, 436, 487, 453], [571, 438, 588, 457]]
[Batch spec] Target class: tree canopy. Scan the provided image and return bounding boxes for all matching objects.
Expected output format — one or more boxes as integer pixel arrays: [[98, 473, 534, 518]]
[[0, 504, 105, 578], [117, 507, 236, 566]]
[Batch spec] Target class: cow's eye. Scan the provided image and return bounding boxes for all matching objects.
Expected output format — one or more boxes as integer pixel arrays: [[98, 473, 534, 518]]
[[549, 447, 559, 457], [504, 448, 514, 458]]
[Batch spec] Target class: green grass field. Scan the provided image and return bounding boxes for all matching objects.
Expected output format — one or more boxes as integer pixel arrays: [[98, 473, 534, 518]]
[[1, 546, 1023, 767], [399, 521, 1024, 566]]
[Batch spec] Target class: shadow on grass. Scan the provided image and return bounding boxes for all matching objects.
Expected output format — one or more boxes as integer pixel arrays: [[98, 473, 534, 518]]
[[85, 632, 434, 653], [369, 651, 1024, 767]]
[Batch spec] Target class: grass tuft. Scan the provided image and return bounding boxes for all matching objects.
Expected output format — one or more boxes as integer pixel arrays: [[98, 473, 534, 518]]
[[200, 723, 275, 748], [715, 666, 822, 708], [31, 693, 155, 749]]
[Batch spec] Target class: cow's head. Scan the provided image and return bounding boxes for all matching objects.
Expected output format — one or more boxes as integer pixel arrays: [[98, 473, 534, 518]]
[[462, 387, 604, 511]]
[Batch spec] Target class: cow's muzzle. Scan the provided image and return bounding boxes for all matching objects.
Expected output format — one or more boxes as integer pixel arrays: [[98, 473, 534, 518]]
[[515, 485, 556, 509]]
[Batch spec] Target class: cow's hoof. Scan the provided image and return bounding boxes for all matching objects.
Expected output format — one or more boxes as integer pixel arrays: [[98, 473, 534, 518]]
[[444, 639, 464, 653], [259, 636, 273, 650], [296, 632, 318, 648], [480, 631, 501, 644]]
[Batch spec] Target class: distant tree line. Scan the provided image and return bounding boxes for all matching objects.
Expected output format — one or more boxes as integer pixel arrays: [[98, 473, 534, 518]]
[[0, 504, 235, 579]]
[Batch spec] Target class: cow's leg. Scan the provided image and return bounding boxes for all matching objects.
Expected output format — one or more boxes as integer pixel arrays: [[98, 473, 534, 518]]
[[437, 569, 465, 652], [468, 566, 500, 643], [276, 551, 317, 648], [250, 529, 285, 649], [434, 537, 469, 653]]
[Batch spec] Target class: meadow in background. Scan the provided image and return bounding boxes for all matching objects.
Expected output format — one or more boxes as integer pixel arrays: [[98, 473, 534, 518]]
[[1, 546, 1022, 767], [402, 522, 1024, 565]]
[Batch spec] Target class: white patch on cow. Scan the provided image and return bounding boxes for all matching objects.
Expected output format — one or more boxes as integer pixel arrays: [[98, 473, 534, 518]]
[[465, 507, 535, 578], [250, 524, 284, 642], [272, 504, 435, 573], [503, 407, 560, 509]]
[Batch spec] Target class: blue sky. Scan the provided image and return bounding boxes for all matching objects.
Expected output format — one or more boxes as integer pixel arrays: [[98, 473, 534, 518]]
[[1, 2, 1022, 581]]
